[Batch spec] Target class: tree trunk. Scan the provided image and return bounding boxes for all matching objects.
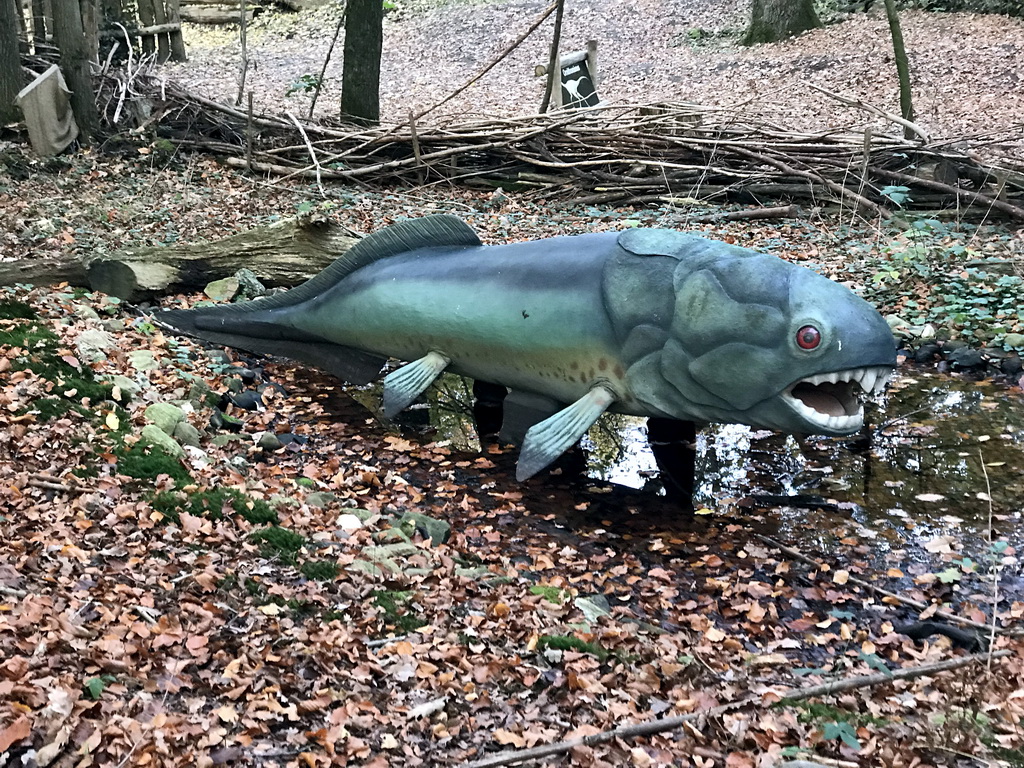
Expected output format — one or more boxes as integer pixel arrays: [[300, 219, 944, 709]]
[[0, 215, 361, 301], [50, 0, 99, 141], [165, 0, 187, 61], [340, 0, 382, 125], [883, 0, 915, 140], [0, 0, 22, 123], [31, 0, 47, 48], [743, 0, 821, 45]]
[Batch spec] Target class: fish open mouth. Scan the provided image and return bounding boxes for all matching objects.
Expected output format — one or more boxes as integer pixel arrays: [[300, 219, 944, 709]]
[[783, 366, 892, 433]]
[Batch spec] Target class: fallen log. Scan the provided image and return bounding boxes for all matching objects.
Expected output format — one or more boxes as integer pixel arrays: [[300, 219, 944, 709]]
[[0, 214, 360, 302]]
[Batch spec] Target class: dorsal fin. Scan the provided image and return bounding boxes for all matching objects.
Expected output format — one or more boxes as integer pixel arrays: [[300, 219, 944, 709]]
[[192, 214, 482, 317]]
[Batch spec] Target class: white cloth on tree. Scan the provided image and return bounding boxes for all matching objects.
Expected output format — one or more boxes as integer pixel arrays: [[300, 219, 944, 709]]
[[17, 64, 79, 156]]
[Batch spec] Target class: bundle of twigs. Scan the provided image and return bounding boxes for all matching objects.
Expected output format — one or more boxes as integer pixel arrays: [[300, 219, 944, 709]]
[[104, 70, 1024, 221]]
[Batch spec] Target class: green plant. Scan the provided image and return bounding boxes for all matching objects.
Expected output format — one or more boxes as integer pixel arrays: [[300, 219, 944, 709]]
[[151, 488, 278, 525], [250, 526, 306, 562], [538, 634, 608, 660], [373, 589, 426, 632], [118, 444, 191, 484], [301, 559, 340, 582], [286, 73, 322, 96], [83, 674, 117, 700]]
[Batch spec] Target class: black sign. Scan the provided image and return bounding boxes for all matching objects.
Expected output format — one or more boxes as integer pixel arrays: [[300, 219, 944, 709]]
[[559, 58, 599, 109]]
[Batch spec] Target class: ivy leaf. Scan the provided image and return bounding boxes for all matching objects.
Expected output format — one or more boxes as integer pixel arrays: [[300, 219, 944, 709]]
[[822, 721, 862, 750], [859, 652, 893, 676]]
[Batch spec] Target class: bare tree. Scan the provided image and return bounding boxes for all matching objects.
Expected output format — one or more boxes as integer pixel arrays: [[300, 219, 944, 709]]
[[341, 0, 383, 125], [743, 0, 821, 45], [0, 0, 22, 124]]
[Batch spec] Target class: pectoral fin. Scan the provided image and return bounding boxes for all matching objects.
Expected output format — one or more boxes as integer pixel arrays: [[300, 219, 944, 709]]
[[516, 386, 616, 482], [382, 351, 450, 418]]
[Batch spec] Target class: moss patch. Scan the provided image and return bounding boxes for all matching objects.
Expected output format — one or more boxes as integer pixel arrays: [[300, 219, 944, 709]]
[[118, 443, 191, 485], [372, 589, 426, 632], [538, 634, 608, 660], [300, 559, 340, 582], [0, 300, 38, 320], [151, 488, 278, 525], [250, 526, 306, 562]]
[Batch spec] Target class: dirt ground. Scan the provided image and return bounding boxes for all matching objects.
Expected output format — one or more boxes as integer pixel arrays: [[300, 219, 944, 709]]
[[164, 0, 1024, 152]]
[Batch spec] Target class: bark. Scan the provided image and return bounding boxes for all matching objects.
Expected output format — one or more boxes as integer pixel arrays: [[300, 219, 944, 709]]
[[0, 0, 22, 123], [165, 0, 187, 61], [50, 0, 99, 141], [743, 0, 821, 45], [883, 0, 915, 140], [0, 216, 360, 301], [137, 0, 156, 55], [340, 0, 383, 125]]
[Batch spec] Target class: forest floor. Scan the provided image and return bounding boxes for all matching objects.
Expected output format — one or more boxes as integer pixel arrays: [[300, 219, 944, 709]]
[[1, 1, 1024, 766]]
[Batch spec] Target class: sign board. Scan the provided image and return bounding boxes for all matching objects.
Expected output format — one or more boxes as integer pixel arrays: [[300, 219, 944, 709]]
[[560, 56, 599, 109]]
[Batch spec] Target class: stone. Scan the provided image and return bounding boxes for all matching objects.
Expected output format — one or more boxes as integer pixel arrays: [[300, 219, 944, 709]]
[[271, 494, 300, 508], [75, 329, 117, 363], [236, 269, 267, 300], [188, 380, 212, 405], [306, 491, 339, 508], [1003, 333, 1024, 349], [231, 391, 264, 411], [145, 402, 186, 434], [139, 424, 184, 458], [73, 304, 100, 321], [204, 276, 241, 302], [913, 343, 941, 364], [362, 542, 419, 560], [173, 421, 202, 448], [947, 347, 984, 370], [256, 432, 283, 451], [211, 434, 249, 447], [101, 319, 126, 333], [102, 374, 144, 398], [1000, 354, 1022, 376], [399, 512, 451, 545], [336, 513, 364, 531], [128, 350, 158, 372]]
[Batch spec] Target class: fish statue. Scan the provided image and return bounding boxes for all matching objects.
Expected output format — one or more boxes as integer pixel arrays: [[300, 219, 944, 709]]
[[157, 215, 896, 481]]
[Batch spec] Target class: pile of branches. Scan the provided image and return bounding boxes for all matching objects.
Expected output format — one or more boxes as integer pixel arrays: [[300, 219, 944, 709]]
[[104, 70, 1024, 221]]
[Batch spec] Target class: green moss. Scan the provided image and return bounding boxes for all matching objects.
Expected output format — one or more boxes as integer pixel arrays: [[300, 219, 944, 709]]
[[0, 300, 38, 320], [538, 634, 608, 660], [373, 589, 426, 632], [31, 397, 83, 422], [250, 526, 305, 562], [529, 585, 567, 604], [118, 443, 191, 484], [151, 488, 278, 525], [301, 560, 340, 582]]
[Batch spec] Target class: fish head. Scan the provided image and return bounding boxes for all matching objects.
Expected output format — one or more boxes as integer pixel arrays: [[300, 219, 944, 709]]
[[645, 250, 896, 436]]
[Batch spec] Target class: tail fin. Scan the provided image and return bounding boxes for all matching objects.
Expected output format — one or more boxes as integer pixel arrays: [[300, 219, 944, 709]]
[[155, 215, 481, 384]]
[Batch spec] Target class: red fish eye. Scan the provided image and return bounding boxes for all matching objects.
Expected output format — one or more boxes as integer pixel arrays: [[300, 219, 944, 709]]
[[796, 325, 821, 350]]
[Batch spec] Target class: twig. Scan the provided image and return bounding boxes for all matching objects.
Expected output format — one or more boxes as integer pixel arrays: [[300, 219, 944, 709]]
[[754, 534, 1022, 636], [978, 448, 999, 669], [684, 204, 798, 223], [460, 651, 1010, 768], [235, 0, 248, 106], [287, 110, 326, 197], [308, 0, 346, 120], [805, 82, 930, 144], [412, 0, 558, 122]]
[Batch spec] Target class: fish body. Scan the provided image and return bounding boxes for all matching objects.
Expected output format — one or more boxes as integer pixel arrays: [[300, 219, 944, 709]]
[[157, 215, 896, 480]]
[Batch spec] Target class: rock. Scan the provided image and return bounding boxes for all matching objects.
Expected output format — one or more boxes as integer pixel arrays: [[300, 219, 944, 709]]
[[75, 329, 117, 363], [139, 424, 184, 458], [454, 566, 491, 579], [306, 491, 339, 508], [204, 276, 241, 302], [211, 434, 249, 447], [362, 542, 420, 560], [399, 511, 451, 545], [206, 349, 232, 366], [128, 350, 159, 372], [1000, 354, 1022, 376], [1003, 333, 1024, 349], [256, 432, 283, 451], [913, 343, 941, 364], [270, 494, 299, 508], [209, 410, 244, 432], [235, 268, 267, 300], [145, 402, 186, 434], [188, 380, 212, 405], [238, 368, 259, 384], [943, 339, 968, 352], [101, 319, 126, 333], [376, 527, 412, 544], [947, 347, 985, 370], [73, 304, 101, 321], [336, 513, 364, 531], [231, 391, 264, 411], [277, 433, 307, 446], [173, 421, 202, 448], [102, 374, 144, 398], [226, 378, 244, 393]]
